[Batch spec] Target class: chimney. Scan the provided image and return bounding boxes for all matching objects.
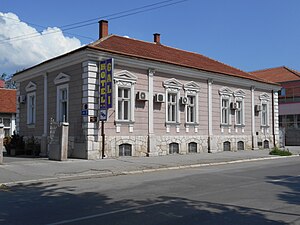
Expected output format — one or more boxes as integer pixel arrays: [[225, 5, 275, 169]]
[[153, 33, 161, 44], [99, 20, 108, 39]]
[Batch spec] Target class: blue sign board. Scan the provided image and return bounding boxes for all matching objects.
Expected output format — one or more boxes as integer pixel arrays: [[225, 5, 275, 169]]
[[99, 58, 113, 110], [81, 110, 88, 116]]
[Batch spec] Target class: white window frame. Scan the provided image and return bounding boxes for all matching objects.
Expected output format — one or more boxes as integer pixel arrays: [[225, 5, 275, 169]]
[[261, 102, 269, 126], [25, 81, 37, 126], [114, 70, 137, 123], [164, 78, 182, 125], [27, 92, 36, 125], [219, 87, 233, 126], [259, 93, 270, 127], [235, 99, 244, 125], [167, 91, 179, 123], [184, 81, 200, 125], [117, 87, 131, 121], [0, 117, 11, 136], [56, 83, 69, 123], [233, 89, 246, 126]]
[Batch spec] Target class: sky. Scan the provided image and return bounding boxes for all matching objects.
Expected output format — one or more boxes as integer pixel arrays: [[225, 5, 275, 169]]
[[1, 0, 300, 76]]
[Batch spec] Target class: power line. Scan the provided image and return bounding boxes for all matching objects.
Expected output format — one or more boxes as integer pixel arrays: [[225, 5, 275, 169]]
[[0, 14, 94, 41], [0, 0, 187, 45]]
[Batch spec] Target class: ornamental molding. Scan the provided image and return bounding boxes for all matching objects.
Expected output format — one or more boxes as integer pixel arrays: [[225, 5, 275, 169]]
[[114, 70, 137, 82], [54, 72, 70, 85], [163, 78, 182, 89], [25, 81, 37, 92], [259, 93, 270, 101], [219, 87, 233, 96], [184, 81, 200, 91], [234, 89, 246, 98]]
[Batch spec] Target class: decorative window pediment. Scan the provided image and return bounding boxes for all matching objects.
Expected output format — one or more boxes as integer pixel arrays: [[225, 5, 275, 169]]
[[114, 70, 137, 82], [259, 93, 270, 101], [54, 72, 71, 85], [234, 89, 246, 98], [163, 78, 183, 89], [25, 81, 37, 92], [184, 81, 200, 92], [219, 87, 233, 96]]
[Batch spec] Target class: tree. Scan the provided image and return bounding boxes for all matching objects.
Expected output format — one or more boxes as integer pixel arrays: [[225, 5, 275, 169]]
[[0, 73, 16, 89]]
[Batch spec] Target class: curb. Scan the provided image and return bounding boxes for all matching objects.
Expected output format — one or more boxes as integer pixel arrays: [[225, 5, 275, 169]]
[[1, 155, 298, 188]]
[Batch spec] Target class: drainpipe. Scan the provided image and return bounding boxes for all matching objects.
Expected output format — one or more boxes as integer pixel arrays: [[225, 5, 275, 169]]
[[272, 90, 276, 147]]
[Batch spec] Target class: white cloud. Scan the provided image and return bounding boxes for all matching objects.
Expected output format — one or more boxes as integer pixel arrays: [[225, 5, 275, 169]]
[[0, 12, 82, 75]]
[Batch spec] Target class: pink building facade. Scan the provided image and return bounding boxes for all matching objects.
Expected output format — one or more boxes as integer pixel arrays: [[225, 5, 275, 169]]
[[13, 21, 280, 159]]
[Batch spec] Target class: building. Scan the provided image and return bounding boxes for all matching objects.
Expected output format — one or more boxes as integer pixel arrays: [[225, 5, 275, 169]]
[[0, 80, 17, 137], [12, 21, 280, 159], [251, 66, 300, 145]]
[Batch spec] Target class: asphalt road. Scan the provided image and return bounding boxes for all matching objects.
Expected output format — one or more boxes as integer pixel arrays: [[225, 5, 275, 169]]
[[0, 157, 299, 225]]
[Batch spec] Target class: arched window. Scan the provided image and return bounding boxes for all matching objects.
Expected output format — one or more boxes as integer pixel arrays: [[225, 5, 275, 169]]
[[188, 142, 197, 153], [119, 143, 132, 156], [263, 140, 269, 149], [223, 141, 231, 151], [237, 141, 244, 150], [169, 142, 179, 154]]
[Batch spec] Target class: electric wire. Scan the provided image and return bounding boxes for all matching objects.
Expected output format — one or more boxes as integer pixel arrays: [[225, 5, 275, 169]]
[[0, 0, 187, 44]]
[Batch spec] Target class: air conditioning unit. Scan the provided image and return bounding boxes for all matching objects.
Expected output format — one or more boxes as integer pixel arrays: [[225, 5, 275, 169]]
[[255, 105, 262, 112], [181, 96, 189, 105], [230, 102, 237, 110], [136, 91, 148, 101], [19, 95, 26, 104], [154, 93, 165, 103]]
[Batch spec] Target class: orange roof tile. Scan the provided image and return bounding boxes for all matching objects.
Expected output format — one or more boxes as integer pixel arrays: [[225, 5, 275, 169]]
[[88, 35, 274, 84], [0, 89, 17, 113], [251, 66, 300, 83]]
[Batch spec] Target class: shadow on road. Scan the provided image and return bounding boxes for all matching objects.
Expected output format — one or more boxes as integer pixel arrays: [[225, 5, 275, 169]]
[[267, 175, 300, 205], [0, 182, 288, 225]]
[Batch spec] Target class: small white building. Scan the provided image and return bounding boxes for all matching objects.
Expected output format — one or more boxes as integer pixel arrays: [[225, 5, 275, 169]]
[[12, 21, 281, 159], [0, 80, 16, 137]]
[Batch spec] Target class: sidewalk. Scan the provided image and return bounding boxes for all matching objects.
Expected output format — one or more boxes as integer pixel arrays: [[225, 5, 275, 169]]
[[1, 148, 299, 186]]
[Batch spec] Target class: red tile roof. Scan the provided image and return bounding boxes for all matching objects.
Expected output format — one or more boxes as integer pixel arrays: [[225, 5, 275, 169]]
[[251, 66, 300, 83], [0, 89, 17, 113], [88, 35, 274, 84]]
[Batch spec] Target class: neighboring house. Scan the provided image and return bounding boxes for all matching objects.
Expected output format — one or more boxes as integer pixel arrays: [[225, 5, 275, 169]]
[[251, 66, 300, 145], [12, 20, 280, 159], [0, 80, 16, 136]]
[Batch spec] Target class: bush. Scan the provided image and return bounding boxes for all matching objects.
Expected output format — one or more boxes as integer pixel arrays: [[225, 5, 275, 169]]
[[269, 147, 292, 156]]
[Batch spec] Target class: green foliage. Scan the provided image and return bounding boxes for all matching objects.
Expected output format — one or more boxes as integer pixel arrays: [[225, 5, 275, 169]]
[[269, 147, 292, 156], [1, 73, 16, 89]]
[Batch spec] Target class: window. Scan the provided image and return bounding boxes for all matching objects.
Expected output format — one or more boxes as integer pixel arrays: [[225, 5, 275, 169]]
[[164, 78, 182, 125], [169, 142, 179, 154], [221, 98, 229, 124], [57, 84, 68, 122], [119, 144, 132, 156], [233, 89, 245, 126], [259, 93, 270, 127], [263, 140, 269, 149], [235, 100, 243, 125], [188, 142, 197, 153], [223, 141, 231, 151], [167, 93, 177, 122], [0, 118, 11, 136], [187, 95, 196, 123], [219, 87, 233, 126], [118, 87, 130, 121], [237, 141, 244, 150], [114, 70, 137, 123], [27, 92, 36, 124], [261, 103, 268, 126], [184, 81, 200, 125]]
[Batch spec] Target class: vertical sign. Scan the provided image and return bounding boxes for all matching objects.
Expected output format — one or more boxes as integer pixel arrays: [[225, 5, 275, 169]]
[[99, 58, 113, 121]]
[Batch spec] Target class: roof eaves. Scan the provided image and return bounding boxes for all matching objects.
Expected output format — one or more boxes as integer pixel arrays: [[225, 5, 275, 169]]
[[87, 45, 278, 86]]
